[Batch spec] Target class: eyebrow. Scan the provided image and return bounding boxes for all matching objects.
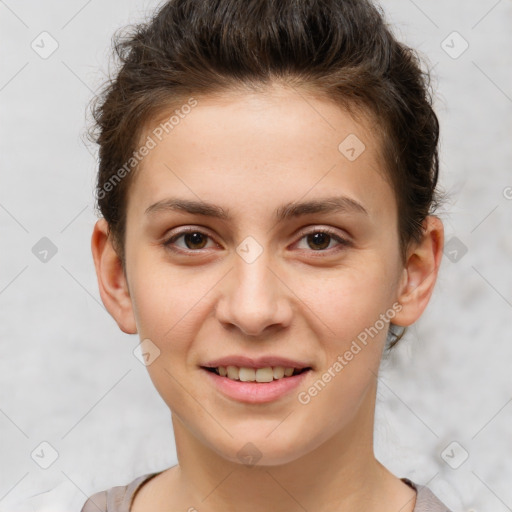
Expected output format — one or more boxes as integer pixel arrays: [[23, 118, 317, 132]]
[[145, 195, 368, 221]]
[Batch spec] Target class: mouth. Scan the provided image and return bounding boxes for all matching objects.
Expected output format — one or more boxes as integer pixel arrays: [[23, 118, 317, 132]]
[[200, 364, 313, 403], [200, 365, 312, 382]]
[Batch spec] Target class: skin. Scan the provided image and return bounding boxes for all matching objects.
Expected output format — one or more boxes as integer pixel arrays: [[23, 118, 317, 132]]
[[91, 83, 444, 512]]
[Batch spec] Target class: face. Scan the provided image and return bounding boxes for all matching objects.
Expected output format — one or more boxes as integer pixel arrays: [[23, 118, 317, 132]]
[[105, 85, 412, 465]]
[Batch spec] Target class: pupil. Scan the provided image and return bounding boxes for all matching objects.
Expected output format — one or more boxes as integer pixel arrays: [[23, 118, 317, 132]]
[[308, 232, 330, 250], [185, 232, 207, 249]]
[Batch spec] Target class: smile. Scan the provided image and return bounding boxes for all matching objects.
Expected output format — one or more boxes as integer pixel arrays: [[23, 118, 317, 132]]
[[202, 365, 310, 382], [201, 366, 312, 404]]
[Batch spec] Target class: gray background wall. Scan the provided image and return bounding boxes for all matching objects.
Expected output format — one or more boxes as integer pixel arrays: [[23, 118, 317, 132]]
[[1, 1, 511, 510]]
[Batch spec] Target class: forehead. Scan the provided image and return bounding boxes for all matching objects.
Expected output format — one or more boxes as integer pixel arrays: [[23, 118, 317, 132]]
[[128, 85, 395, 221]]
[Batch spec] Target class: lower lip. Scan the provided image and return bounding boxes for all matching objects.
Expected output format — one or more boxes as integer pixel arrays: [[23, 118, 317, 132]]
[[201, 368, 311, 404]]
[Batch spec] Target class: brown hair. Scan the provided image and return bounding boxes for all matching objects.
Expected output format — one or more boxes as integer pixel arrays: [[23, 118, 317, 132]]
[[89, 0, 441, 349]]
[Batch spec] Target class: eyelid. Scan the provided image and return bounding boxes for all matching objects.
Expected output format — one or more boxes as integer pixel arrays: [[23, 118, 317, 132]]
[[292, 225, 352, 252], [163, 225, 352, 253], [163, 225, 219, 251], [294, 225, 351, 243]]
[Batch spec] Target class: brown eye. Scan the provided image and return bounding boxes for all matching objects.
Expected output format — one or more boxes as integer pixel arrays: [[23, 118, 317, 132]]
[[163, 229, 215, 253], [181, 232, 208, 250], [306, 232, 331, 250], [295, 228, 351, 253]]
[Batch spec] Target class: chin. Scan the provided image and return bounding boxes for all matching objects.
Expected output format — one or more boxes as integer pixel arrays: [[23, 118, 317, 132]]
[[208, 434, 315, 468]]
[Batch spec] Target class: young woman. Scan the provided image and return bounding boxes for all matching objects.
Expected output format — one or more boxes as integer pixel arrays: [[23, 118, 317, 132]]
[[83, 0, 451, 510]]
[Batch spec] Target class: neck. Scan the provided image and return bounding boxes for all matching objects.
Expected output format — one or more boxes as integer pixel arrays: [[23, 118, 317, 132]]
[[169, 380, 404, 512]]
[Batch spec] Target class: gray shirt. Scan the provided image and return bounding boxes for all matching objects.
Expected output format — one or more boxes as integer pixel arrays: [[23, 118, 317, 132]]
[[80, 472, 452, 511]]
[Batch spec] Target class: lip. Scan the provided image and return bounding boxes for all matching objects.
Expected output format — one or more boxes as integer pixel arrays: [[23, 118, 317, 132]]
[[201, 367, 312, 404], [201, 355, 313, 370]]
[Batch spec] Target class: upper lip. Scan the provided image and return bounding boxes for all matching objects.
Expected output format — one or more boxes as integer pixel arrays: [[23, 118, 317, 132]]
[[201, 355, 313, 370]]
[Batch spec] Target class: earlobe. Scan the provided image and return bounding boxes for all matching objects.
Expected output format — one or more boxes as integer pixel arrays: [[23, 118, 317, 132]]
[[91, 218, 138, 334], [392, 216, 444, 327]]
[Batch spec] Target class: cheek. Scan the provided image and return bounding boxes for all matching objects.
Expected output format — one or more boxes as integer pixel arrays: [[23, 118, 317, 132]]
[[292, 267, 394, 428], [302, 258, 399, 339], [127, 257, 205, 407], [127, 260, 193, 369], [127, 246, 196, 329]]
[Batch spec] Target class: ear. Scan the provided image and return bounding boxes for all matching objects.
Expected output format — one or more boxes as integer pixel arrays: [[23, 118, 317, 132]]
[[91, 218, 137, 334], [392, 216, 444, 327]]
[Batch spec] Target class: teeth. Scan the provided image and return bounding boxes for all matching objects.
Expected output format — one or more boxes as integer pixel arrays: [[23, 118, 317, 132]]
[[239, 367, 257, 382], [212, 365, 305, 382], [227, 365, 239, 380], [256, 367, 274, 382], [273, 366, 285, 379]]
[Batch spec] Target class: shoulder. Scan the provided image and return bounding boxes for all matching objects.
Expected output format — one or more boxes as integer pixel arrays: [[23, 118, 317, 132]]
[[402, 478, 453, 512], [80, 488, 108, 512], [80, 472, 162, 512]]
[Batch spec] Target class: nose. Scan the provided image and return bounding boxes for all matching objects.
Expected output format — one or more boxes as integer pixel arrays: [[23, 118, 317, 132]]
[[214, 251, 293, 337]]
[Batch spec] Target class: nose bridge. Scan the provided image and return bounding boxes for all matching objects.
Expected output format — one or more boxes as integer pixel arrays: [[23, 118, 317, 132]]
[[236, 248, 274, 300], [216, 239, 291, 336]]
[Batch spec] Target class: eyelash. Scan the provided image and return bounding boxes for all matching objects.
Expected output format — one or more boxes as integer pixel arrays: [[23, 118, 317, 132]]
[[162, 226, 352, 255]]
